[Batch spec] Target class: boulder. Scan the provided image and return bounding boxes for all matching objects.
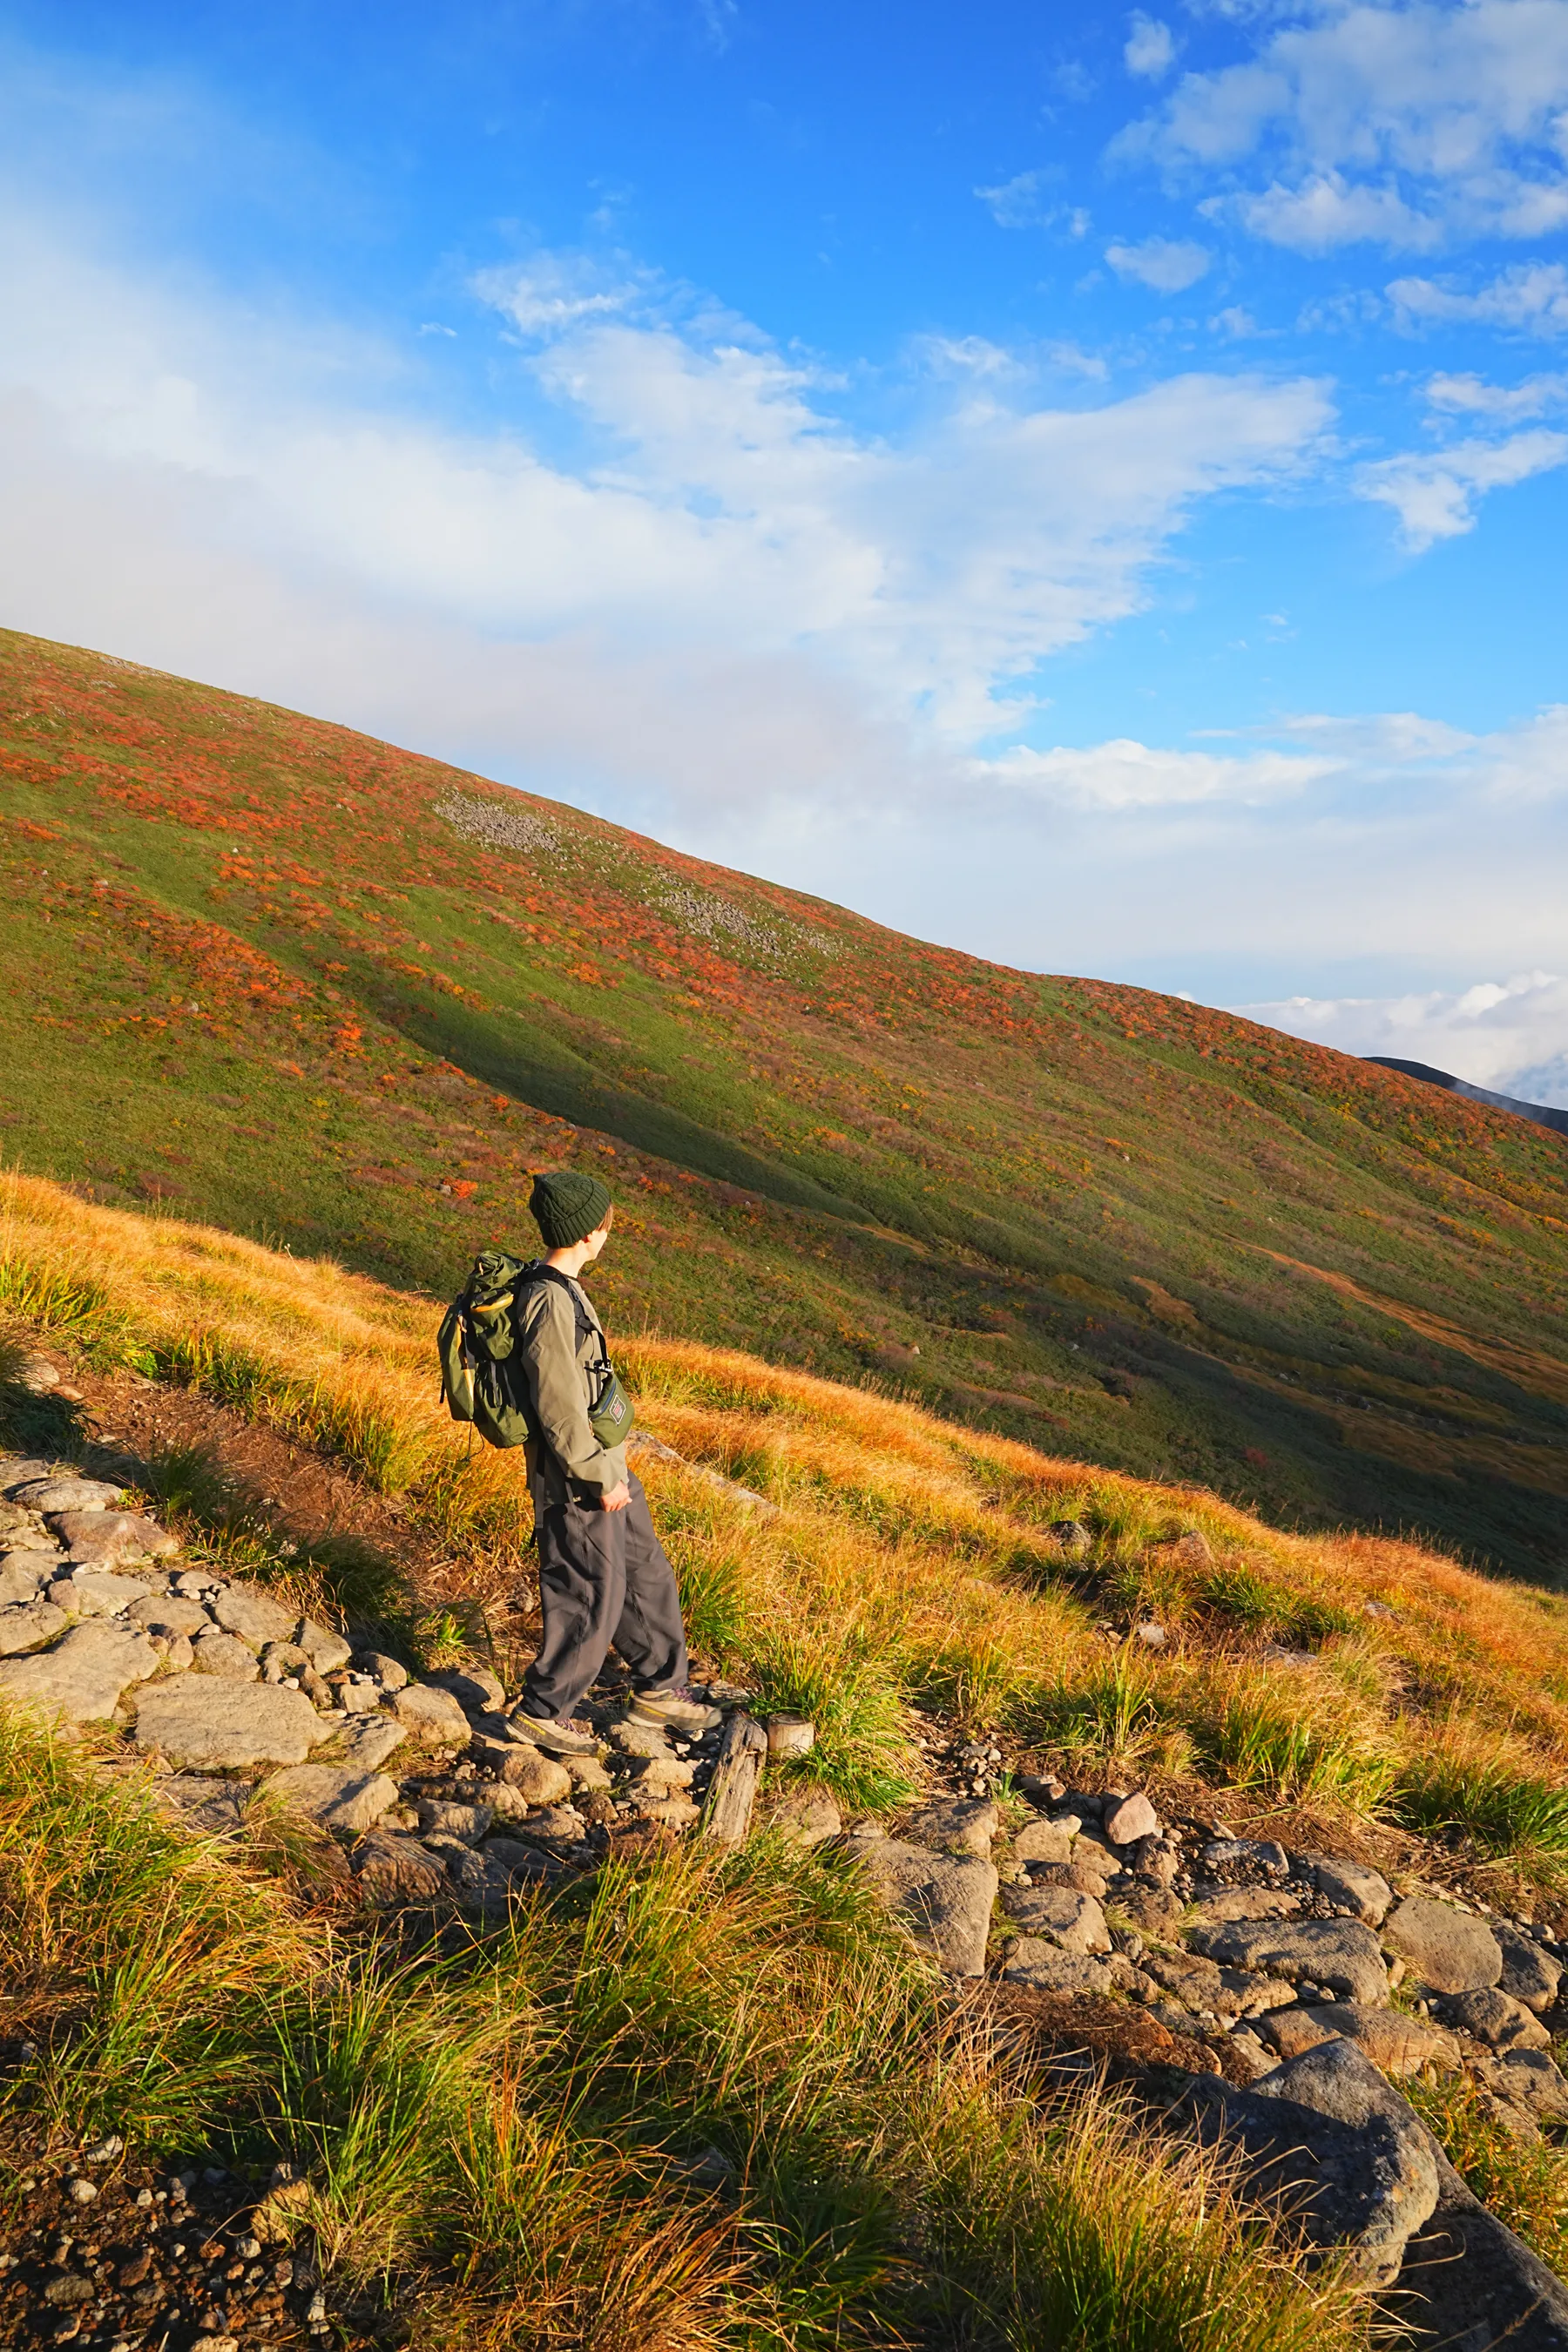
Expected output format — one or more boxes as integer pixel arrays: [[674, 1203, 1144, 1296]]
[[472, 1838, 556, 1885], [15, 1477, 124, 1513], [1484, 2048, 1568, 2122], [352, 1832, 448, 1904], [128, 1594, 211, 1636], [1001, 1882, 1111, 1956], [1443, 1987, 1552, 2051], [1497, 1925, 1563, 2015], [390, 1682, 474, 1745], [48, 1570, 156, 1617], [1302, 1852, 1392, 1925], [134, 1679, 329, 1769], [904, 1798, 999, 1855], [212, 1584, 300, 1650], [0, 1457, 58, 1492], [1144, 1950, 1229, 2013], [261, 1764, 400, 1837], [859, 1839, 999, 1975], [1012, 1817, 1074, 1865], [1247, 2039, 1441, 2286], [53, 1511, 177, 1568], [0, 1619, 159, 1722], [296, 1618, 354, 1674], [563, 1754, 614, 1794], [1187, 1916, 1389, 2006], [191, 1629, 262, 1682], [1003, 1941, 1113, 1995], [0, 1600, 69, 1656], [1259, 2002, 1459, 2075], [1105, 1791, 1160, 1847], [1381, 1896, 1503, 1995]]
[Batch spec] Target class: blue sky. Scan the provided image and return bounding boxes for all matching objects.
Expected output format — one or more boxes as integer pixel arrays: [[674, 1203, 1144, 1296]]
[[2, 0, 1566, 1095]]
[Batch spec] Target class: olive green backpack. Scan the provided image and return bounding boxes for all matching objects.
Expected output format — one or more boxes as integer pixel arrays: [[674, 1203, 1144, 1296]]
[[438, 1250, 634, 1454]]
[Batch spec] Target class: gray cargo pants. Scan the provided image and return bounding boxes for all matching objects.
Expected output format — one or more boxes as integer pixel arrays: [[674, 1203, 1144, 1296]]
[[520, 1470, 689, 1722]]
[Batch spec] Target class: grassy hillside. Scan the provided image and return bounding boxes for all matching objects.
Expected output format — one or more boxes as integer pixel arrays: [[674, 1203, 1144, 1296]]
[[3, 625, 1567, 1580], [10, 1169, 1568, 1898]]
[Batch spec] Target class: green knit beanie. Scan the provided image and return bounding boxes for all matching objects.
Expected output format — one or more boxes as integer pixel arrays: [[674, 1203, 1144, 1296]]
[[530, 1169, 613, 1248]]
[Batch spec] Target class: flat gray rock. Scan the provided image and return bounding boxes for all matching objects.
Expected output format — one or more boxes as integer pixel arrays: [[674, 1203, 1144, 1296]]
[[53, 1511, 178, 1566], [191, 1628, 262, 1682], [0, 1558, 55, 1606], [357, 1652, 408, 1690], [134, 1677, 329, 1769], [0, 1600, 70, 1655], [1002, 1940, 1113, 1995], [260, 1763, 400, 1836], [903, 1798, 999, 1855], [1105, 1791, 1159, 1846], [1382, 1896, 1502, 1994], [129, 1594, 212, 1636], [1001, 1882, 1111, 1955], [1260, 2001, 1460, 2075], [0, 1457, 58, 1492], [48, 1569, 155, 1618], [336, 1717, 408, 1770], [1188, 1915, 1388, 2006], [212, 1584, 300, 1648], [389, 1681, 473, 1744], [859, 1838, 999, 1975], [416, 1799, 494, 1843], [15, 1476, 124, 1513], [0, 1620, 159, 1723]]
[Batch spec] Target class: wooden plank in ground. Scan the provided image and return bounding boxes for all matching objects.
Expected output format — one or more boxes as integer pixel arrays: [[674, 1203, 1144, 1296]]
[[701, 1712, 768, 1846]]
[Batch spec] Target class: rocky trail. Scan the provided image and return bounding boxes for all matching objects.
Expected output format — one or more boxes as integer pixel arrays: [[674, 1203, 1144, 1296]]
[[6, 1348, 1568, 2348]]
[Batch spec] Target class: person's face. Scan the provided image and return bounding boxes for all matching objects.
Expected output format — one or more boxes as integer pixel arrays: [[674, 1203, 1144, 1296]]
[[581, 1208, 613, 1263]]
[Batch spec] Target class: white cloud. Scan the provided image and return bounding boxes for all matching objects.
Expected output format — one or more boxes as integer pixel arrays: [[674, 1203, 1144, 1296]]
[[1426, 368, 1568, 416], [1389, 261, 1568, 333], [979, 736, 1336, 807], [1356, 427, 1568, 545], [1241, 970, 1568, 1105], [1116, 0, 1568, 251], [1125, 13, 1179, 79], [1106, 234, 1213, 289], [0, 203, 1332, 808], [975, 169, 1054, 228]]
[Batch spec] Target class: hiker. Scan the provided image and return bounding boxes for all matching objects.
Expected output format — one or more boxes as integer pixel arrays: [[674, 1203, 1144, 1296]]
[[510, 1169, 718, 1756]]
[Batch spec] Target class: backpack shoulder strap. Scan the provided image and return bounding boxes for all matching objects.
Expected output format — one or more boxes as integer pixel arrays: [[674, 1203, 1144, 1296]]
[[520, 1261, 601, 1351]]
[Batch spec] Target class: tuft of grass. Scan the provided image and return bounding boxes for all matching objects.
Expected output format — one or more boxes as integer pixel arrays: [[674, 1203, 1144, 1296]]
[[1407, 2073, 1568, 2279], [1031, 1651, 1172, 1770], [1394, 1743, 1568, 1859], [746, 1634, 916, 1813], [1192, 1670, 1397, 1811]]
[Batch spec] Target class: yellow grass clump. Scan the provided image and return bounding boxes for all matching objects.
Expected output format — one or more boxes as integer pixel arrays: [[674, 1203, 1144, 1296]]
[[5, 1169, 1568, 1871]]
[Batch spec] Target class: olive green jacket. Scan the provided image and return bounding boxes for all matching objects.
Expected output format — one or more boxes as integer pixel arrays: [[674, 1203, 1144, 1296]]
[[516, 1273, 627, 1508]]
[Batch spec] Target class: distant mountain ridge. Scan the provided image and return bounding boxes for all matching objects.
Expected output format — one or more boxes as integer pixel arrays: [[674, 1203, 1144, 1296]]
[[3, 624, 1568, 1580], [1365, 1057, 1568, 1140]]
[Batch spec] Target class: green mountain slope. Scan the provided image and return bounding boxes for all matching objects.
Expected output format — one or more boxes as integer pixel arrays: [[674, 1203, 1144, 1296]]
[[3, 625, 1567, 1578]]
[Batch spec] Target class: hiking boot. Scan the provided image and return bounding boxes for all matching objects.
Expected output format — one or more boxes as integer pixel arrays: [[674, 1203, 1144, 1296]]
[[510, 1709, 603, 1758], [626, 1685, 723, 1735]]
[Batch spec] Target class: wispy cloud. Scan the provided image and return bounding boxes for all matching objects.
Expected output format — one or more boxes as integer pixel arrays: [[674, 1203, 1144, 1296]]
[[1124, 13, 1179, 79], [1389, 262, 1568, 335], [1106, 234, 1211, 290], [1241, 969, 1568, 1107], [1356, 429, 1568, 546]]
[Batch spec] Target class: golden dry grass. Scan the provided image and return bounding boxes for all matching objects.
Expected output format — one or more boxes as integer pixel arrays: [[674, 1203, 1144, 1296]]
[[5, 1169, 1568, 1869]]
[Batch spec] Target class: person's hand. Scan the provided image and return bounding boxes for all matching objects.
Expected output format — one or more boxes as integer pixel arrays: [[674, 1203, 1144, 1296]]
[[599, 1480, 632, 1512]]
